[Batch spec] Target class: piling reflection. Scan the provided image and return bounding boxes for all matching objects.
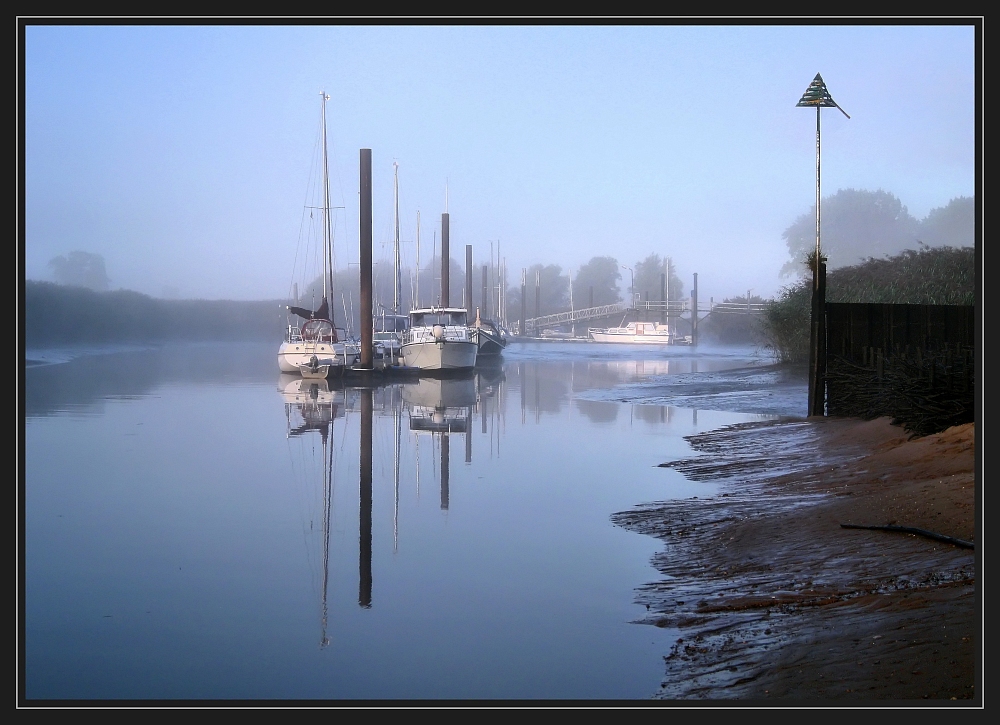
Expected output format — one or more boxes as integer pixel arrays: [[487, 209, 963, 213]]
[[402, 374, 476, 511], [275, 354, 725, 636], [359, 387, 373, 609]]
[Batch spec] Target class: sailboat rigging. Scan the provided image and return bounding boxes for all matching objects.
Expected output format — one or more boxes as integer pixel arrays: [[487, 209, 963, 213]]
[[279, 92, 360, 376], [373, 161, 409, 364]]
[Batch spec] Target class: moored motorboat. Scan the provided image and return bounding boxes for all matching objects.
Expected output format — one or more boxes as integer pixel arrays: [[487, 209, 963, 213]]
[[588, 319, 690, 344], [401, 307, 478, 371], [471, 308, 508, 358], [373, 308, 408, 366]]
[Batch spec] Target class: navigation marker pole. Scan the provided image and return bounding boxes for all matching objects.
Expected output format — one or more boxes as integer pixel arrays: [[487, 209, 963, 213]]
[[797, 74, 849, 416]]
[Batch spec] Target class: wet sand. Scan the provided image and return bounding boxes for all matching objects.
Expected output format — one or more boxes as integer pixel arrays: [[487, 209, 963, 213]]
[[613, 416, 978, 702]]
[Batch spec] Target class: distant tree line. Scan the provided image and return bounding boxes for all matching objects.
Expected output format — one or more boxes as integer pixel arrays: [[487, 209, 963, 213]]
[[780, 191, 974, 277], [24, 281, 287, 346]]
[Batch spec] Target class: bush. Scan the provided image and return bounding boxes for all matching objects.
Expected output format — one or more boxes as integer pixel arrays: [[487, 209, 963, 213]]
[[759, 246, 976, 364]]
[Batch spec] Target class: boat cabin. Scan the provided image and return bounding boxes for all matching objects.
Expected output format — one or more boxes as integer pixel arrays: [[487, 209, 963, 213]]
[[409, 308, 468, 328], [375, 312, 410, 333], [299, 318, 338, 343]]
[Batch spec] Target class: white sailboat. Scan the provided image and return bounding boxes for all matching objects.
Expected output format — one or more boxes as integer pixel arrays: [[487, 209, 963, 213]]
[[278, 92, 359, 376]]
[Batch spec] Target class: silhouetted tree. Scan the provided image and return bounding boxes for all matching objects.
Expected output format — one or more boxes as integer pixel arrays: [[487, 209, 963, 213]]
[[631, 253, 684, 302], [48, 251, 109, 291], [573, 256, 621, 306], [780, 189, 920, 277], [918, 196, 975, 248]]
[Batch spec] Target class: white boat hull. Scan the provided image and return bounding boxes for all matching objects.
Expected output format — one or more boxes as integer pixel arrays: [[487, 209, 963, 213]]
[[589, 321, 690, 345], [401, 340, 478, 370], [589, 331, 673, 344], [278, 341, 357, 374]]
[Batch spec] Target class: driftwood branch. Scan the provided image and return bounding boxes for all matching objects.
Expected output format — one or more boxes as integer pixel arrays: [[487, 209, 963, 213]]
[[840, 523, 974, 549]]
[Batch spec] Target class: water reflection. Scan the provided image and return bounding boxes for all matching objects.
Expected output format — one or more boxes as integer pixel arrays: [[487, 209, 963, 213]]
[[276, 355, 724, 641], [359, 388, 373, 609], [27, 342, 776, 699], [279, 374, 345, 439], [279, 371, 504, 624]]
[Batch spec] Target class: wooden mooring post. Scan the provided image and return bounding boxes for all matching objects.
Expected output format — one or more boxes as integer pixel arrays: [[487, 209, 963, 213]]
[[808, 261, 827, 416]]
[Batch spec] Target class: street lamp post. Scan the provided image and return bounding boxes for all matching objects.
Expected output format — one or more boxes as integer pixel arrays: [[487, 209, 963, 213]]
[[797, 74, 849, 417], [621, 265, 634, 309]]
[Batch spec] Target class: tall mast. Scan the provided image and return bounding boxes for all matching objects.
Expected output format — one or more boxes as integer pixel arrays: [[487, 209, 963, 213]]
[[393, 161, 401, 314], [497, 240, 501, 322], [321, 91, 333, 312], [415, 211, 421, 309]]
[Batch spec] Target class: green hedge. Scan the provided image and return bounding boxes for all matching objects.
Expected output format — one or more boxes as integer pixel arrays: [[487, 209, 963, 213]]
[[760, 246, 975, 364]]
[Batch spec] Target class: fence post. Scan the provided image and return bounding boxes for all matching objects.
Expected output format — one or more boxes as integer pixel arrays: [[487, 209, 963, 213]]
[[809, 261, 827, 416]]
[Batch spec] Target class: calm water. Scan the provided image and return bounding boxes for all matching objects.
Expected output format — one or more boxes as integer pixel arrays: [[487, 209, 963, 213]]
[[23, 341, 774, 700]]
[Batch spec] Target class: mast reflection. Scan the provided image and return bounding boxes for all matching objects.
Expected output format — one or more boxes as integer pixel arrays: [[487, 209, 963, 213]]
[[278, 374, 344, 646]]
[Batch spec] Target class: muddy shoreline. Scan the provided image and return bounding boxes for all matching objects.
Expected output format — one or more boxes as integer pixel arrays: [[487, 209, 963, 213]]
[[613, 416, 978, 702]]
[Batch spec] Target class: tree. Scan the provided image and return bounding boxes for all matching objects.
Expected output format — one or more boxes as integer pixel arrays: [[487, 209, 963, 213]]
[[529, 264, 570, 316], [48, 251, 109, 291], [413, 256, 465, 310], [780, 189, 920, 277], [918, 196, 975, 248], [631, 253, 684, 303], [573, 256, 621, 307], [505, 265, 569, 319]]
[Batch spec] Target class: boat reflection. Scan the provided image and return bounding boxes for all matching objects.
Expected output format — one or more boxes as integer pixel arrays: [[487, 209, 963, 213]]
[[278, 373, 345, 439], [403, 374, 476, 511], [277, 368, 508, 632], [403, 374, 476, 434], [278, 373, 340, 646]]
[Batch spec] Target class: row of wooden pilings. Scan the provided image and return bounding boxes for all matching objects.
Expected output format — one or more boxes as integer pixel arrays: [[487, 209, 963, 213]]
[[357, 149, 453, 370]]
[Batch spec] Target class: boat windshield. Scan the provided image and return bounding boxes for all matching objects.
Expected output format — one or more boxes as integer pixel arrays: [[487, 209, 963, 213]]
[[376, 314, 410, 333], [410, 311, 467, 327], [300, 318, 337, 342]]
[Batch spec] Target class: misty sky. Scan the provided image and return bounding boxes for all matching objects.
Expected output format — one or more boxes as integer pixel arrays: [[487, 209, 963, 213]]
[[22, 21, 978, 304]]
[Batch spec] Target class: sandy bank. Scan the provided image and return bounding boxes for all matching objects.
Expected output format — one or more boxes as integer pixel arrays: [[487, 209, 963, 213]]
[[613, 416, 978, 702]]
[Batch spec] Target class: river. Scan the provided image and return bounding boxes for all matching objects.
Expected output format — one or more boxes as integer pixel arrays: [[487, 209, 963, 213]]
[[23, 340, 803, 700]]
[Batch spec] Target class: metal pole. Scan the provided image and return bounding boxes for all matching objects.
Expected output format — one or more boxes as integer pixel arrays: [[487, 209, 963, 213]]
[[692, 272, 698, 346], [441, 213, 450, 307], [393, 161, 400, 313], [535, 270, 540, 320], [465, 244, 473, 314], [815, 105, 822, 291], [809, 106, 823, 415], [415, 211, 421, 308], [482, 265, 489, 319], [520, 269, 526, 336], [660, 272, 666, 325]]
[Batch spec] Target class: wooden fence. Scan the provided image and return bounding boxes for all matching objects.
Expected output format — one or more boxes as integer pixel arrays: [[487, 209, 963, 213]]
[[824, 303, 975, 436]]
